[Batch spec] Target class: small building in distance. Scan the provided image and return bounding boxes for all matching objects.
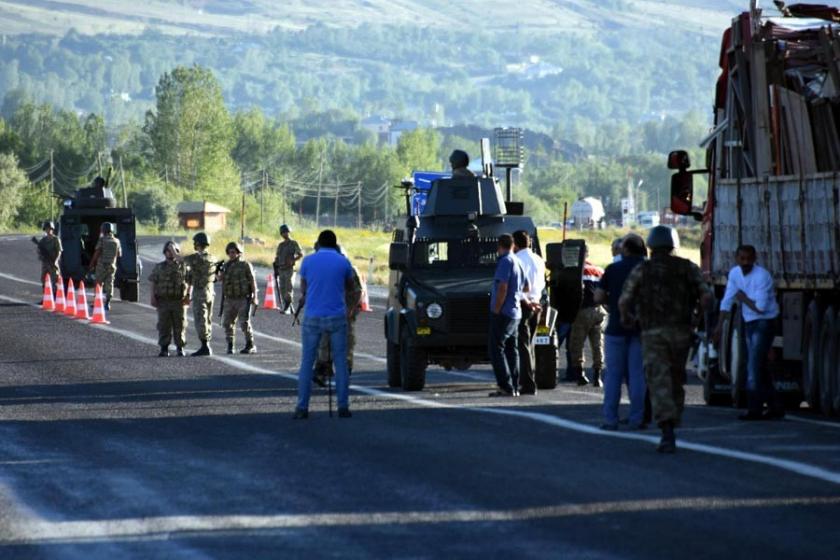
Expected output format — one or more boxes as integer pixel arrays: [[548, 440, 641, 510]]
[[176, 201, 231, 232]]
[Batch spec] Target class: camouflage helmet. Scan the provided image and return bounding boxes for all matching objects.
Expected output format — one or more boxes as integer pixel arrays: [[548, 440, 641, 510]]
[[193, 232, 211, 247], [449, 149, 470, 168], [646, 225, 680, 250], [279, 224, 290, 234], [100, 222, 113, 234], [225, 241, 243, 255], [41, 220, 55, 232], [163, 240, 180, 256]]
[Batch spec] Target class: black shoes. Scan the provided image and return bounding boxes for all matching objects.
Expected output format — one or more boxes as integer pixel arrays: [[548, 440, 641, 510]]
[[338, 408, 352, 418], [738, 411, 764, 421], [175, 347, 185, 357], [240, 341, 256, 354], [292, 409, 308, 420], [657, 422, 676, 454], [104, 296, 111, 311], [488, 389, 518, 397], [577, 374, 590, 386], [600, 423, 619, 431], [226, 342, 234, 355], [763, 409, 786, 420], [591, 369, 603, 388], [158, 346, 169, 357], [191, 342, 212, 356]]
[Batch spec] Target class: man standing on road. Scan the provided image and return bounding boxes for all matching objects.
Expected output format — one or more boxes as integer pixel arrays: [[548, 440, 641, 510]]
[[513, 230, 545, 395], [568, 251, 606, 387], [716, 245, 784, 421], [184, 232, 219, 357], [449, 149, 475, 178], [149, 241, 189, 357], [619, 226, 712, 453], [488, 234, 527, 398], [89, 222, 122, 310], [595, 234, 647, 431], [273, 224, 303, 313], [33, 220, 62, 290], [293, 230, 356, 419], [220, 242, 258, 355]]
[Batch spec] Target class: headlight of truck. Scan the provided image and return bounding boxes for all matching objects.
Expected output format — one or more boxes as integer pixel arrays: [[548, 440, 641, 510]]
[[426, 302, 443, 319]]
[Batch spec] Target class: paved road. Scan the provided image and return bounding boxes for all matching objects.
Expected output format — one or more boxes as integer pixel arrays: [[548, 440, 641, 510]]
[[0, 234, 839, 559]]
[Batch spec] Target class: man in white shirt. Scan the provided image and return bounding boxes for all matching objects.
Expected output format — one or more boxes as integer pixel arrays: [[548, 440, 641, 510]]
[[513, 230, 545, 395], [715, 245, 783, 420]]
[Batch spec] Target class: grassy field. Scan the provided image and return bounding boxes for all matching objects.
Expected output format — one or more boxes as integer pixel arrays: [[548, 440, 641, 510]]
[[179, 225, 701, 286]]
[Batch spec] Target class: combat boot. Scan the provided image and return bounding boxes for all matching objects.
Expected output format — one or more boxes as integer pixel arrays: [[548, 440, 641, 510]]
[[591, 368, 603, 388], [191, 341, 212, 357], [175, 347, 185, 357], [226, 340, 234, 354], [158, 345, 169, 357], [657, 421, 676, 454], [240, 340, 256, 354]]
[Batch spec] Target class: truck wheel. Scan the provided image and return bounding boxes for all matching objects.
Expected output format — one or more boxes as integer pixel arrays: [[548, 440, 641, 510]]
[[833, 310, 840, 414], [703, 359, 732, 407], [120, 281, 138, 302], [819, 307, 837, 416], [802, 302, 822, 411], [535, 344, 558, 390], [719, 310, 734, 380], [386, 340, 401, 388], [400, 329, 427, 391], [729, 312, 747, 408]]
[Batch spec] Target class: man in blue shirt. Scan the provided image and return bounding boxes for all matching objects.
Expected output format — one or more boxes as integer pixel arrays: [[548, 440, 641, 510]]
[[595, 234, 647, 430], [488, 234, 527, 397], [294, 230, 355, 419], [715, 244, 783, 421]]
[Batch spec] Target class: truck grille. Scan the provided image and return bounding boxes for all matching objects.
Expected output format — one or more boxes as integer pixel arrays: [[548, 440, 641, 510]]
[[447, 296, 491, 333]]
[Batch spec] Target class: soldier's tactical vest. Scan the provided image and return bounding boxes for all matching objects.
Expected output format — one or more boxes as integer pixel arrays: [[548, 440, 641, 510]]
[[186, 252, 218, 293], [635, 255, 700, 329], [223, 260, 253, 298], [154, 261, 187, 300], [38, 236, 61, 261], [99, 236, 120, 266]]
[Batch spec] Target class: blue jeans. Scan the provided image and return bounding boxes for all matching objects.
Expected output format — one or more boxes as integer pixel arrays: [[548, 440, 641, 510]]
[[556, 322, 573, 375], [603, 334, 646, 425], [297, 314, 349, 410], [489, 313, 520, 392], [745, 318, 777, 413]]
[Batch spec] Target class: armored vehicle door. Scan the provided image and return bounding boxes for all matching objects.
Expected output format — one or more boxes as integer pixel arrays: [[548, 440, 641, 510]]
[[545, 239, 586, 324]]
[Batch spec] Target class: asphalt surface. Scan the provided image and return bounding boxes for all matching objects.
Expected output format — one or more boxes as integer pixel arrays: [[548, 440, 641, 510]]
[[0, 234, 839, 559]]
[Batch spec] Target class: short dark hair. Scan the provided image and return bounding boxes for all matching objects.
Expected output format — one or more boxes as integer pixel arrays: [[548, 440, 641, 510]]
[[317, 229, 338, 249], [622, 234, 647, 257], [736, 244, 757, 257], [498, 234, 514, 250], [512, 230, 530, 249]]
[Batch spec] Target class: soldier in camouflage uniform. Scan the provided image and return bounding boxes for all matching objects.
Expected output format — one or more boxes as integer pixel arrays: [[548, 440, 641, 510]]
[[273, 224, 303, 313], [89, 222, 122, 310], [314, 252, 363, 386], [33, 220, 62, 289], [221, 241, 258, 354], [149, 241, 189, 357], [185, 232, 219, 356], [619, 226, 711, 454]]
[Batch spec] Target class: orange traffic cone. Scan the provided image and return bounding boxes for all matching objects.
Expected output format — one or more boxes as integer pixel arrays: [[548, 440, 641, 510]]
[[75, 280, 90, 320], [90, 283, 109, 324], [360, 274, 372, 312], [263, 274, 278, 310], [41, 273, 55, 312], [64, 278, 77, 317], [54, 276, 66, 313]]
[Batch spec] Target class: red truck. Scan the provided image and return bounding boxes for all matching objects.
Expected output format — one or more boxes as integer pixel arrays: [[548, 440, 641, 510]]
[[669, 3, 840, 415]]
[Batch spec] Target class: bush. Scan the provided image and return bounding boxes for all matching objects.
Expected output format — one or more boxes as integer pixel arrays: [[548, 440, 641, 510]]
[[128, 185, 175, 229]]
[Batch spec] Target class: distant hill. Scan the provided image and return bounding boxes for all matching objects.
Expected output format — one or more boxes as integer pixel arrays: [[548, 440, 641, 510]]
[[0, 0, 746, 37]]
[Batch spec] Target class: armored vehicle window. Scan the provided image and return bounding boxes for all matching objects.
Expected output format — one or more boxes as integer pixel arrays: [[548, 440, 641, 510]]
[[413, 238, 498, 268]]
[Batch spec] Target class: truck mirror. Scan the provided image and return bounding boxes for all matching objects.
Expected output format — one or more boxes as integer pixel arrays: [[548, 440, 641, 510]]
[[667, 150, 691, 170], [389, 242, 410, 271], [670, 172, 693, 216]]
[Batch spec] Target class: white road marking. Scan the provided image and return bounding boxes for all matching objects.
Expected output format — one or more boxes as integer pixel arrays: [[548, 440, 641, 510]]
[[786, 415, 840, 429], [2, 495, 839, 544], [3, 286, 840, 486]]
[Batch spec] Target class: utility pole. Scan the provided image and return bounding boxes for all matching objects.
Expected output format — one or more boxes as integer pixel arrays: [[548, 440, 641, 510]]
[[97, 152, 103, 176], [261, 169, 268, 230], [49, 150, 55, 222], [384, 183, 389, 225], [333, 179, 339, 227], [357, 182, 362, 228], [282, 178, 287, 225], [315, 154, 324, 228], [240, 191, 246, 241], [119, 156, 127, 207]]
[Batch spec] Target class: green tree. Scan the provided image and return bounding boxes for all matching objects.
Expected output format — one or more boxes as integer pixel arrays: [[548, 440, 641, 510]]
[[396, 128, 442, 174], [0, 153, 26, 229]]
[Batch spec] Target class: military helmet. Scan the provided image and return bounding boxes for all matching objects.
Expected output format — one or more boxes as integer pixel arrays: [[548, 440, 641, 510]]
[[193, 232, 211, 247], [646, 225, 680, 250], [163, 240, 181, 255], [100, 222, 113, 234], [225, 241, 243, 254], [449, 149, 470, 168], [279, 224, 290, 234], [41, 220, 55, 231]]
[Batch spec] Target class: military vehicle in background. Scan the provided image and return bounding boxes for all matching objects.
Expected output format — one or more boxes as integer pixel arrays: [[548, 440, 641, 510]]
[[385, 139, 563, 391], [669, 3, 840, 415], [58, 175, 141, 302]]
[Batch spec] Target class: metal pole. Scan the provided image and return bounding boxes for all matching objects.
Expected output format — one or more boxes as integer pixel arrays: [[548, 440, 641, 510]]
[[315, 154, 323, 228], [333, 179, 339, 227], [261, 169, 267, 230], [282, 179, 287, 224], [49, 150, 55, 222], [505, 167, 512, 202], [562, 202, 568, 242], [119, 156, 127, 207], [240, 191, 245, 241], [357, 182, 362, 228]]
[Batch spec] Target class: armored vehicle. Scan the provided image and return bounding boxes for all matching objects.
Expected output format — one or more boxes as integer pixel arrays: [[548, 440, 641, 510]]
[[385, 175, 561, 391], [58, 177, 141, 302]]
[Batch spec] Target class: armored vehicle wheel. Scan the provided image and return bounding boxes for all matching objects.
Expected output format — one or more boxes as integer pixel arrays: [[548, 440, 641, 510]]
[[535, 344, 558, 390], [703, 365, 732, 407], [400, 329, 427, 391], [120, 281, 138, 302], [387, 340, 402, 388]]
